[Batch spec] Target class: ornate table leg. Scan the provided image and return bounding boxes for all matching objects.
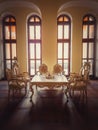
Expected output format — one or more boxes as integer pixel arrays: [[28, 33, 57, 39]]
[[64, 83, 69, 102], [30, 83, 34, 102]]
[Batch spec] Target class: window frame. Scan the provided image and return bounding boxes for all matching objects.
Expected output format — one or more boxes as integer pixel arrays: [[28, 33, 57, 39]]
[[2, 15, 17, 78], [27, 15, 42, 76], [82, 14, 96, 78], [57, 14, 71, 76]]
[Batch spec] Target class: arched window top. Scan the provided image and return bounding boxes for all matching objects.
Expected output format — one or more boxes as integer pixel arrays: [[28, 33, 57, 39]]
[[28, 15, 41, 24], [3, 15, 16, 23], [83, 14, 96, 23], [57, 14, 71, 23]]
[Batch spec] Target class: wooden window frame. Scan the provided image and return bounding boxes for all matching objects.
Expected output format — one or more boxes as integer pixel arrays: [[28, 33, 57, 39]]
[[57, 14, 71, 76], [82, 14, 96, 78], [2, 15, 17, 78], [27, 15, 42, 76]]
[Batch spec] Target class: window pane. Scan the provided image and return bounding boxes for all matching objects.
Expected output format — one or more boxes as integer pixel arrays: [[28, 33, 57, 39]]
[[35, 17, 40, 22], [5, 17, 10, 22], [58, 43, 62, 58], [11, 17, 15, 22], [36, 60, 41, 72], [64, 16, 69, 22], [64, 60, 68, 75], [83, 17, 88, 22], [89, 25, 94, 38], [35, 26, 40, 39], [89, 60, 93, 75], [58, 17, 63, 22], [5, 26, 10, 39], [6, 60, 11, 69], [11, 26, 16, 39], [89, 43, 94, 58], [30, 26, 34, 39], [30, 60, 35, 75], [89, 16, 94, 21], [30, 44, 34, 59], [12, 44, 16, 59], [83, 25, 88, 38], [83, 43, 87, 58], [5, 44, 10, 59], [30, 17, 34, 22], [58, 60, 62, 66], [36, 44, 40, 58], [58, 25, 63, 39], [64, 25, 69, 39], [64, 43, 68, 58]]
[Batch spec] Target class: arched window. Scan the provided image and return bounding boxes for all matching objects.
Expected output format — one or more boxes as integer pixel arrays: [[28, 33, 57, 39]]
[[2, 15, 17, 77], [57, 14, 71, 75], [27, 15, 42, 76], [82, 14, 96, 77]]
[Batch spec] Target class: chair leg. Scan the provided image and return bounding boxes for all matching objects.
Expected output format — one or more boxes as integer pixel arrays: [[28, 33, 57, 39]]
[[25, 87, 27, 95], [72, 89, 74, 97], [65, 89, 69, 102], [84, 89, 87, 104], [8, 88, 10, 101], [19, 89, 21, 97], [13, 89, 15, 98]]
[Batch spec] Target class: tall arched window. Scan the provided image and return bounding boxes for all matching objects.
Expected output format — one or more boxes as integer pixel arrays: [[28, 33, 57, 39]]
[[2, 15, 17, 77], [82, 14, 96, 77], [57, 14, 71, 75], [27, 15, 42, 76]]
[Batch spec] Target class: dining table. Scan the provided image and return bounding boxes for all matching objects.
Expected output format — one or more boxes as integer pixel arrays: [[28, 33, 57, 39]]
[[30, 74, 69, 101]]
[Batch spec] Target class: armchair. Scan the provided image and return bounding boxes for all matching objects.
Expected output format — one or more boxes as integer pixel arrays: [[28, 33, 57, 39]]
[[68, 62, 90, 103], [6, 68, 28, 101], [52, 64, 68, 95], [70, 62, 90, 80]]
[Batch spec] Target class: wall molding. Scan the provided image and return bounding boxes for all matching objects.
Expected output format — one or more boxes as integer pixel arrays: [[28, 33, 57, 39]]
[[58, 0, 98, 13], [0, 0, 41, 16]]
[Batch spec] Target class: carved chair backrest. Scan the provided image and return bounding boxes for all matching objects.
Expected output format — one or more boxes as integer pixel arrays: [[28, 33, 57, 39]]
[[53, 64, 63, 75], [79, 62, 91, 82], [6, 68, 13, 81], [39, 64, 48, 75], [79, 62, 90, 76], [12, 58, 20, 76], [83, 62, 90, 71]]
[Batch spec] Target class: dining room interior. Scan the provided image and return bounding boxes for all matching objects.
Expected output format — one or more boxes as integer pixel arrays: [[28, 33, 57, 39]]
[[0, 0, 98, 130]]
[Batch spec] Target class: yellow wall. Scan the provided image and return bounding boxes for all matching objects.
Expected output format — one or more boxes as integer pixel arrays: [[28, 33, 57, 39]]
[[0, 0, 98, 74]]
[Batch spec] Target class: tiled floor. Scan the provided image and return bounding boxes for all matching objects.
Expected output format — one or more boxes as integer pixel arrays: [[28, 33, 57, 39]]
[[0, 80, 98, 130]]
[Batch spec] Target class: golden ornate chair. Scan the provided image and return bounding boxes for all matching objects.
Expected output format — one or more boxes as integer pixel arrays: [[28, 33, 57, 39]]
[[34, 63, 49, 90], [52, 64, 67, 93], [6, 62, 30, 101], [6, 68, 28, 101], [68, 62, 91, 103], [70, 62, 90, 80], [12, 57, 30, 80]]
